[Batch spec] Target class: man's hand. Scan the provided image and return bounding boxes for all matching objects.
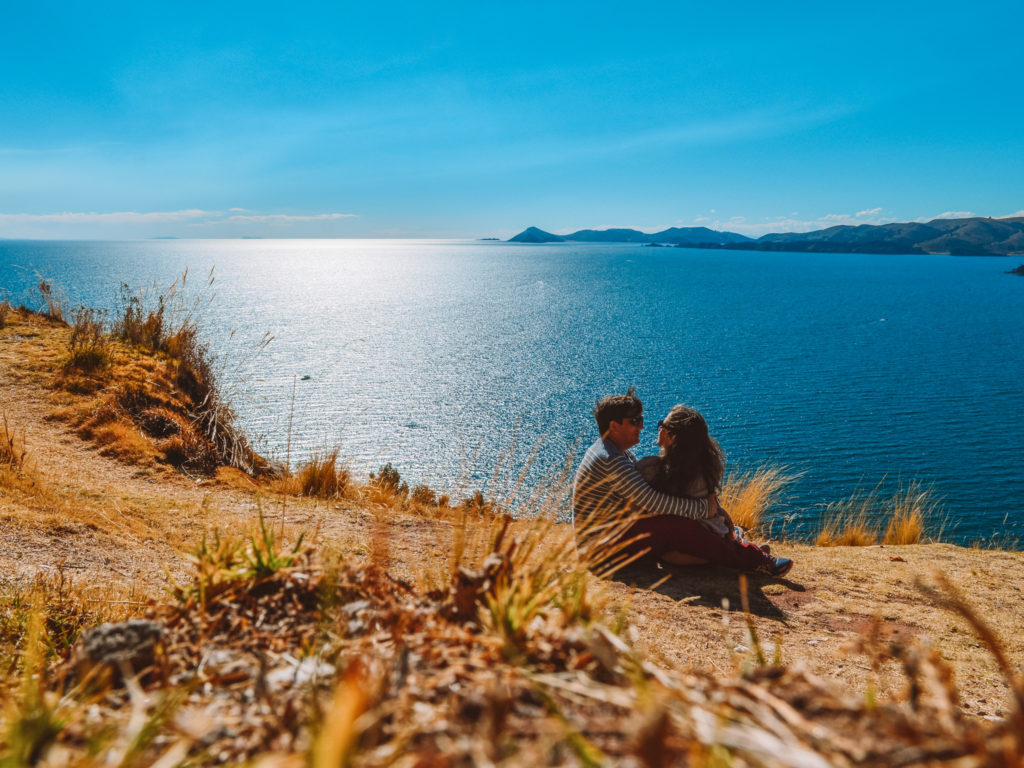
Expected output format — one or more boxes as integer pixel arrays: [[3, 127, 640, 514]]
[[708, 493, 721, 519], [721, 508, 736, 539]]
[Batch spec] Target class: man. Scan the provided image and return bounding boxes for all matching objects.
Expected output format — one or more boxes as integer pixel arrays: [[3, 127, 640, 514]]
[[573, 389, 792, 576]]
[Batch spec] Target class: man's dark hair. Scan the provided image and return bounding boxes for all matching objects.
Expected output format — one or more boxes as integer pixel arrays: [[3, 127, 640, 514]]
[[593, 386, 642, 435]]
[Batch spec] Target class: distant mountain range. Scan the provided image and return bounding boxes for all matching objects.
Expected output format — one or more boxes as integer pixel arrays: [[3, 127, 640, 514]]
[[508, 216, 1024, 255], [508, 225, 751, 246]]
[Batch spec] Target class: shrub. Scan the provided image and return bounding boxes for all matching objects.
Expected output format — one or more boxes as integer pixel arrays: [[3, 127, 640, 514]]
[[0, 299, 11, 329], [410, 484, 437, 506], [64, 306, 110, 373], [369, 463, 409, 496], [460, 490, 495, 514], [113, 276, 189, 352]]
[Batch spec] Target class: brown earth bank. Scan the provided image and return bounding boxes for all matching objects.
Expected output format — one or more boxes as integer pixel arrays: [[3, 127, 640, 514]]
[[2, 306, 1023, 765]]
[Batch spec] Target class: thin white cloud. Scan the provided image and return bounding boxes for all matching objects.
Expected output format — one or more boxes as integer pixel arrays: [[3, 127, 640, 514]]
[[856, 207, 882, 216], [0, 209, 213, 224], [0, 208, 359, 238], [930, 210, 974, 220], [1000, 210, 1024, 218], [220, 213, 357, 225]]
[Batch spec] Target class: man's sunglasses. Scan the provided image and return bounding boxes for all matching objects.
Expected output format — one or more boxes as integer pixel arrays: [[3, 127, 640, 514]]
[[625, 416, 644, 427]]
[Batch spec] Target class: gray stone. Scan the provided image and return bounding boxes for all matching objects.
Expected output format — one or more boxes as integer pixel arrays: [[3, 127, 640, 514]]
[[76, 619, 165, 678]]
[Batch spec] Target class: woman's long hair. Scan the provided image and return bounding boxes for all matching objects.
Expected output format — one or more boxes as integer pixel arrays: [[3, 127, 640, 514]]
[[652, 405, 724, 498]]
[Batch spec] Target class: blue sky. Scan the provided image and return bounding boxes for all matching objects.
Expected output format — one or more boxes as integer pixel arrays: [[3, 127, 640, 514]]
[[1, 1, 1022, 239]]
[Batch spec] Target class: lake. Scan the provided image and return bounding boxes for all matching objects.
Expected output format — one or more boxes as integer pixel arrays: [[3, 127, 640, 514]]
[[2, 239, 1022, 544]]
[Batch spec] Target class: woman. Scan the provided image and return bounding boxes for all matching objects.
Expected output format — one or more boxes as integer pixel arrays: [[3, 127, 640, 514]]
[[638, 405, 793, 577]]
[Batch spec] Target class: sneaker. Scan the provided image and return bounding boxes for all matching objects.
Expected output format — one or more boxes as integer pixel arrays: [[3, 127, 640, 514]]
[[768, 557, 793, 577]]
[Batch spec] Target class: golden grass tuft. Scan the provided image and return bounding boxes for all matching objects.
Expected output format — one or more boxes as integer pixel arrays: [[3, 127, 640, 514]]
[[816, 481, 938, 546], [719, 465, 791, 534], [291, 448, 351, 498], [882, 482, 932, 545], [0, 299, 11, 329], [815, 506, 878, 546]]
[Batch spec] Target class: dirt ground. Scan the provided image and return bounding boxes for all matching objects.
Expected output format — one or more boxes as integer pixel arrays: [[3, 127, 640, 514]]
[[3, 310, 1022, 720]]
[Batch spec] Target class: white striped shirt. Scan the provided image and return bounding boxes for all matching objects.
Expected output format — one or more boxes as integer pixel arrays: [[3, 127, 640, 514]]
[[572, 437, 710, 526]]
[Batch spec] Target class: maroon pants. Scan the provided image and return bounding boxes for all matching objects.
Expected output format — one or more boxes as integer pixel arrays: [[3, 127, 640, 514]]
[[618, 515, 774, 572]]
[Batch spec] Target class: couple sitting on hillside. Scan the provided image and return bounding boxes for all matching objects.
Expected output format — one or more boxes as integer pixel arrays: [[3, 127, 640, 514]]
[[573, 389, 793, 577]]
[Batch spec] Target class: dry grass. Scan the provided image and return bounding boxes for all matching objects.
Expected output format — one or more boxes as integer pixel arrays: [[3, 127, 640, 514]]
[[274, 447, 352, 498], [816, 481, 938, 546], [18, 277, 270, 476], [719, 465, 791, 534], [0, 412, 26, 473], [882, 482, 933, 544], [0, 412, 42, 498], [64, 306, 111, 373], [89, 421, 155, 464], [34, 278, 65, 322], [3, 508, 1024, 766], [0, 299, 11, 329], [112, 272, 266, 474], [816, 505, 878, 546]]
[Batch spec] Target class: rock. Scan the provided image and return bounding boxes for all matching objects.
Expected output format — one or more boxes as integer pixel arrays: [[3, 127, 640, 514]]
[[1007, 264, 1024, 275], [265, 656, 335, 690], [75, 619, 165, 680]]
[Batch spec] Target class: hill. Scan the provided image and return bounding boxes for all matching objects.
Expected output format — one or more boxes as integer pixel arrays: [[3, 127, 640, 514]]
[[2, 305, 1023, 765], [508, 216, 1024, 255], [753, 216, 1024, 255], [507, 226, 751, 245]]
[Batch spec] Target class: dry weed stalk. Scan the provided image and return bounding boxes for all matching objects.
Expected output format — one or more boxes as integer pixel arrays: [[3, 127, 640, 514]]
[[921, 571, 1024, 735], [0, 411, 26, 472], [34, 278, 65, 322], [0, 411, 43, 497]]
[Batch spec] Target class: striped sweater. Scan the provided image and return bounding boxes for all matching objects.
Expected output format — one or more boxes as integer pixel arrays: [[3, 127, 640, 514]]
[[572, 437, 711, 527]]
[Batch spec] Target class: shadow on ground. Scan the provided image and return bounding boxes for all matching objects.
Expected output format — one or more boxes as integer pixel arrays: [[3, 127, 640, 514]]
[[611, 563, 806, 623]]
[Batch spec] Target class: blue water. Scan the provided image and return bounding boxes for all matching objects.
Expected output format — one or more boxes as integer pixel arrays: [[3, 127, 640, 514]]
[[2, 239, 1022, 544]]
